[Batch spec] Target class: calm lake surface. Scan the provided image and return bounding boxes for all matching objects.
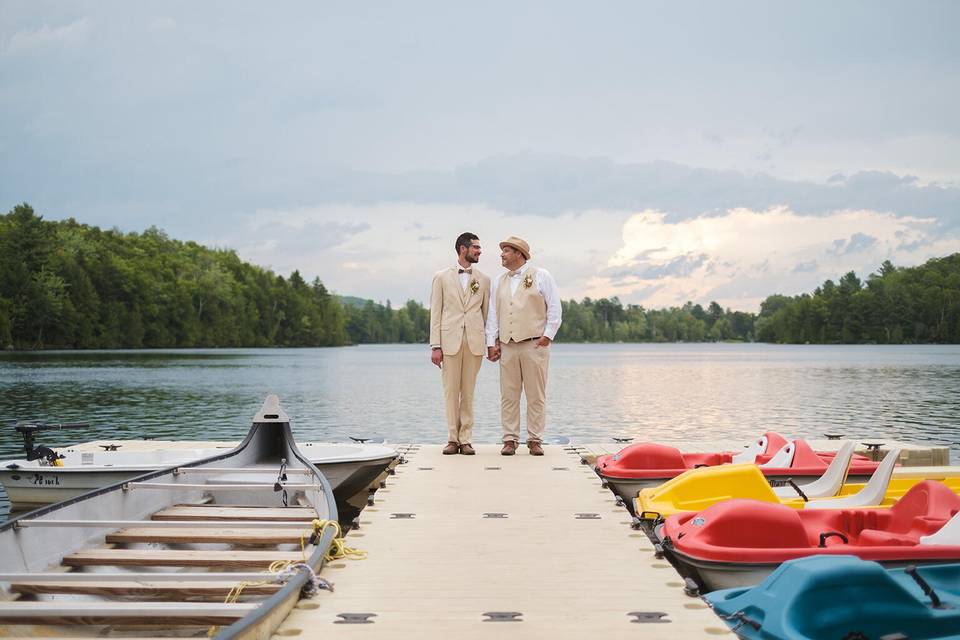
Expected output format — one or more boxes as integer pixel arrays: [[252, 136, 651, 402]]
[[0, 344, 958, 462]]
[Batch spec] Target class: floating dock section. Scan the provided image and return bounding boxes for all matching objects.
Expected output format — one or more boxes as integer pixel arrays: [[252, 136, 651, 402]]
[[278, 444, 730, 639]]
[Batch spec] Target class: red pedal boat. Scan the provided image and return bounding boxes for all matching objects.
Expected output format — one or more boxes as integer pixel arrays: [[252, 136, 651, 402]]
[[595, 431, 882, 508], [656, 480, 960, 593]]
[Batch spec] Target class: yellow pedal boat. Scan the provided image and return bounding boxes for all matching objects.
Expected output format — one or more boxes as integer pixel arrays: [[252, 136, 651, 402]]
[[635, 459, 960, 527]]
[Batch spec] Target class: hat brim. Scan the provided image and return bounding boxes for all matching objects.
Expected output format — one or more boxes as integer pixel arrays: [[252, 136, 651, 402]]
[[499, 241, 530, 260]]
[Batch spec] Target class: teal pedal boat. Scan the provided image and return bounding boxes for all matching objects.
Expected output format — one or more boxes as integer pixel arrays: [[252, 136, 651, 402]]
[[706, 555, 960, 640]]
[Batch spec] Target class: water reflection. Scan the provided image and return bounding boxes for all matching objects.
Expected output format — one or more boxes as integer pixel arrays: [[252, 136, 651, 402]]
[[0, 345, 957, 463]]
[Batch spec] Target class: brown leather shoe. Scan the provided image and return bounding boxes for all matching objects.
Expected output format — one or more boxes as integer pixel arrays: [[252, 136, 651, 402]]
[[442, 442, 460, 455], [527, 440, 544, 456], [501, 441, 518, 456], [459, 443, 476, 455]]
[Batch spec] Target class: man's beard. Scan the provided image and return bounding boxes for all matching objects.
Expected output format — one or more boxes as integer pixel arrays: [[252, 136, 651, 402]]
[[466, 253, 480, 264]]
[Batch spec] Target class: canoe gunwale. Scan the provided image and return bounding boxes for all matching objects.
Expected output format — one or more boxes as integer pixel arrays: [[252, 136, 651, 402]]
[[215, 422, 338, 640]]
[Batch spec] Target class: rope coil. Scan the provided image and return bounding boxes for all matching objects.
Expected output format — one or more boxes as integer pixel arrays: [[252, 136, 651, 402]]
[[207, 518, 365, 636]]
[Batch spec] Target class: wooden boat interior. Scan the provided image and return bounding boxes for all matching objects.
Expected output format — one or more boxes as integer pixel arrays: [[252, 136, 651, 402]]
[[0, 395, 338, 639]]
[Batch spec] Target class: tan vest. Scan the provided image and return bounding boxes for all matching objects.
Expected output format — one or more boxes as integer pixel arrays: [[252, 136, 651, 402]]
[[497, 268, 547, 343]]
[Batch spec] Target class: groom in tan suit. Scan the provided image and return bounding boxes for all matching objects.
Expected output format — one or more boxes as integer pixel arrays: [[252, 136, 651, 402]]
[[429, 233, 491, 455]]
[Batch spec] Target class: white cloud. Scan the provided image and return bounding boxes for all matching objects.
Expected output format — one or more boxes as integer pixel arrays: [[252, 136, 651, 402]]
[[598, 207, 960, 311], [214, 203, 629, 305], [209, 202, 960, 312], [4, 18, 93, 55]]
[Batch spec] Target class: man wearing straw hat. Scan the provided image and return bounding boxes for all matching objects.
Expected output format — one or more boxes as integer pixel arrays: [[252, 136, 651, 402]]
[[485, 236, 562, 456]]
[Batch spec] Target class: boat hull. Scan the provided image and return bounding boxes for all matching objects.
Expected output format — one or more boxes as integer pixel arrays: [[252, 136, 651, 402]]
[[1, 443, 396, 510], [706, 556, 960, 640], [661, 538, 960, 593], [603, 471, 874, 511], [656, 481, 960, 593], [0, 396, 339, 640]]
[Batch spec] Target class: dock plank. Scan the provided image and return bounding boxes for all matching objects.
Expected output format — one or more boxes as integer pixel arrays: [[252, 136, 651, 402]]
[[278, 444, 730, 639]]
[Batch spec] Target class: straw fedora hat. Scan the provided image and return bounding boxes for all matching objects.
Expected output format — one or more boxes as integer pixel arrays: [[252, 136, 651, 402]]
[[499, 236, 531, 260]]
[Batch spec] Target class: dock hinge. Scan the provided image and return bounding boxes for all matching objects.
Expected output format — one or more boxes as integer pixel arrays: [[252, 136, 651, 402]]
[[628, 611, 670, 623], [483, 611, 522, 622], [334, 613, 376, 624]]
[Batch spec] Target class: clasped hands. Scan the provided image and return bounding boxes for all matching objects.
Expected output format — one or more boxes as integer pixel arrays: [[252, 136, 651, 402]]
[[487, 337, 551, 362], [433, 338, 552, 367]]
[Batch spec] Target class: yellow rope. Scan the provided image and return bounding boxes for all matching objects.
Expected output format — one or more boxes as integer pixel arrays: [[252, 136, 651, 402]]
[[207, 520, 365, 636], [311, 518, 368, 562]]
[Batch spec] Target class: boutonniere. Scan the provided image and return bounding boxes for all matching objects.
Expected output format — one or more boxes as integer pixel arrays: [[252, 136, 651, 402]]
[[470, 279, 480, 295], [522, 273, 534, 289]]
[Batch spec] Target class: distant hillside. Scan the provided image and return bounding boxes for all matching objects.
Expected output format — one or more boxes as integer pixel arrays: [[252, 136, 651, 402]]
[[338, 295, 370, 309], [0, 204, 350, 349], [0, 203, 432, 349]]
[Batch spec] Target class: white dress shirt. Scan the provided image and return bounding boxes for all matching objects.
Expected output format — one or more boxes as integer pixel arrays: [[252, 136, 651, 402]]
[[485, 263, 562, 347], [456, 264, 472, 290]]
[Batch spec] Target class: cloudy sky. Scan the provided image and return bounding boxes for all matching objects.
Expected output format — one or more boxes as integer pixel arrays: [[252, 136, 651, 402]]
[[2, 1, 958, 311]]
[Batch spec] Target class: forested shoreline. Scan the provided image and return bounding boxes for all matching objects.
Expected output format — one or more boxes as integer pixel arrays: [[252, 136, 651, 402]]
[[1, 204, 958, 349]]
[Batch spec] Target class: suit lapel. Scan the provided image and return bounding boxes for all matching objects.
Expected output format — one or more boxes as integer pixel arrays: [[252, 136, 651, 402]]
[[451, 268, 468, 307]]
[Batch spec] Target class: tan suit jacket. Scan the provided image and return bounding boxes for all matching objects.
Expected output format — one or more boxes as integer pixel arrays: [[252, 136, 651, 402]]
[[429, 267, 490, 356]]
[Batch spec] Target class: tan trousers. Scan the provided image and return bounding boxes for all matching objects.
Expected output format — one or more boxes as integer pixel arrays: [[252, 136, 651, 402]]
[[499, 339, 550, 443], [442, 334, 483, 444]]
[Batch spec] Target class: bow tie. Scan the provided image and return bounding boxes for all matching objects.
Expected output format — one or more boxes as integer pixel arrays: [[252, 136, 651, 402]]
[[508, 270, 522, 277], [458, 268, 472, 274]]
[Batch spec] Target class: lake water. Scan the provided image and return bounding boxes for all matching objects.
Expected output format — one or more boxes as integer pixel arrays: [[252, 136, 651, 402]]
[[0, 344, 958, 462]]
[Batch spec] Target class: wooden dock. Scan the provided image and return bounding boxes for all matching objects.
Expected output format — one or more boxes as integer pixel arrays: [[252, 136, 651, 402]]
[[277, 443, 731, 639]]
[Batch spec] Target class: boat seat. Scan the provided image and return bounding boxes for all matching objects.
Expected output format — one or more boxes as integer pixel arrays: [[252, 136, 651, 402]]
[[0, 601, 256, 625], [920, 510, 960, 546], [152, 505, 315, 521], [731, 434, 768, 464], [804, 448, 901, 510], [855, 529, 918, 547], [774, 441, 855, 499], [760, 442, 796, 468], [10, 578, 281, 598], [63, 548, 304, 569], [106, 526, 311, 545]]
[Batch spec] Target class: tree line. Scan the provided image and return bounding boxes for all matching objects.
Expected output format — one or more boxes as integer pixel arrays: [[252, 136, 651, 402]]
[[755, 255, 960, 343], [559, 255, 960, 344], [2, 204, 958, 348], [0, 204, 351, 349]]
